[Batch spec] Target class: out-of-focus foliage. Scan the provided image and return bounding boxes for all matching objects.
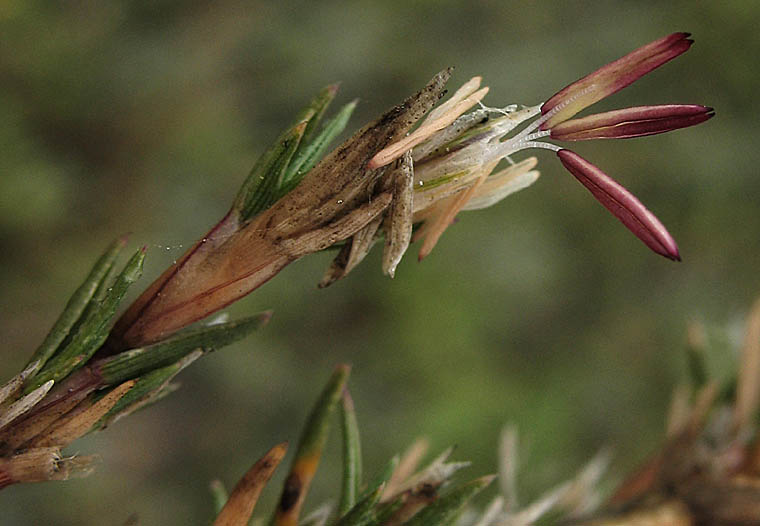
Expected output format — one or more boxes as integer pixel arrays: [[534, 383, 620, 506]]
[[1, 2, 758, 524]]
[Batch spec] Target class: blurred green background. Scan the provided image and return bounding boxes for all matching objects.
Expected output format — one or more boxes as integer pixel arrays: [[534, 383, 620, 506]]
[[1, 1, 758, 524]]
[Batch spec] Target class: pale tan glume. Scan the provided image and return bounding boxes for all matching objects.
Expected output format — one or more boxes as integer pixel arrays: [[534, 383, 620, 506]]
[[368, 76, 541, 266]]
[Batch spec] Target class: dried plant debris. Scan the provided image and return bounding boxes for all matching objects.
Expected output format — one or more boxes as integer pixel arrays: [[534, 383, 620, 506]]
[[0, 447, 97, 489]]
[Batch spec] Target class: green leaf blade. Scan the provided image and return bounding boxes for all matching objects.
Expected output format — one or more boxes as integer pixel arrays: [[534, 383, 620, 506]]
[[97, 311, 272, 386], [25, 237, 127, 374], [209, 480, 229, 515], [339, 389, 363, 517], [296, 84, 340, 145], [335, 483, 383, 526], [233, 120, 309, 221], [95, 349, 201, 430], [403, 475, 495, 526], [280, 100, 357, 195], [273, 364, 351, 526], [27, 249, 145, 391]]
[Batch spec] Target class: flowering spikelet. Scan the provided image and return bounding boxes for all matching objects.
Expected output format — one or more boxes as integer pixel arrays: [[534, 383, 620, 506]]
[[107, 33, 712, 347]]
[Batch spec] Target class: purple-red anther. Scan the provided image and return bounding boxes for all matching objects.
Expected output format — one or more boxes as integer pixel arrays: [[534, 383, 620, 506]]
[[557, 149, 681, 261], [551, 105, 714, 141]]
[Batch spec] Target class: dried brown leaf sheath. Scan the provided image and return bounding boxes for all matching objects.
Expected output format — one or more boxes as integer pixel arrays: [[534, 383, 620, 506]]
[[110, 70, 451, 349], [214, 442, 288, 526]]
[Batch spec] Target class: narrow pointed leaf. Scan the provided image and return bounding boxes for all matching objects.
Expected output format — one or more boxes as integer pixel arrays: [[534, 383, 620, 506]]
[[210, 480, 229, 515], [25, 237, 127, 373], [0, 361, 39, 407], [0, 381, 54, 431], [499, 425, 519, 511], [236, 84, 339, 220], [27, 249, 145, 391], [542, 33, 693, 128], [0, 381, 94, 452], [557, 149, 680, 261], [96, 312, 271, 385], [335, 483, 383, 526], [30, 380, 134, 448], [550, 105, 714, 141], [280, 100, 358, 195], [296, 84, 340, 145], [273, 364, 351, 526], [233, 120, 309, 221], [214, 443, 288, 526], [393, 446, 470, 497], [339, 390, 363, 517], [96, 350, 203, 430], [368, 455, 399, 503], [382, 439, 428, 500], [404, 475, 495, 526]]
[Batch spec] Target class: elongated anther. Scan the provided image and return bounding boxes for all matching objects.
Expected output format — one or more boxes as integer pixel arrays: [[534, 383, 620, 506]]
[[551, 105, 714, 141], [541, 33, 693, 129], [557, 149, 681, 261]]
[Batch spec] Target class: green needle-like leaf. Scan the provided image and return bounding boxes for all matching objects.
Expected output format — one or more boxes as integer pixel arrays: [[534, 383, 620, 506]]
[[295, 84, 340, 146], [27, 249, 145, 391], [232, 120, 309, 222], [403, 475, 495, 526], [232, 84, 349, 221], [25, 237, 127, 374], [273, 364, 351, 526], [96, 312, 272, 385], [280, 100, 357, 196], [209, 480, 229, 515], [363, 455, 399, 501], [334, 483, 383, 526], [95, 350, 201, 430], [232, 84, 340, 223], [339, 389, 362, 517]]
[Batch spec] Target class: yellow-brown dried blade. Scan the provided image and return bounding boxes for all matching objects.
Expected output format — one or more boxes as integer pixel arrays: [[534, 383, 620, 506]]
[[381, 437, 430, 501], [214, 442, 288, 526], [30, 380, 134, 448], [0, 384, 93, 452]]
